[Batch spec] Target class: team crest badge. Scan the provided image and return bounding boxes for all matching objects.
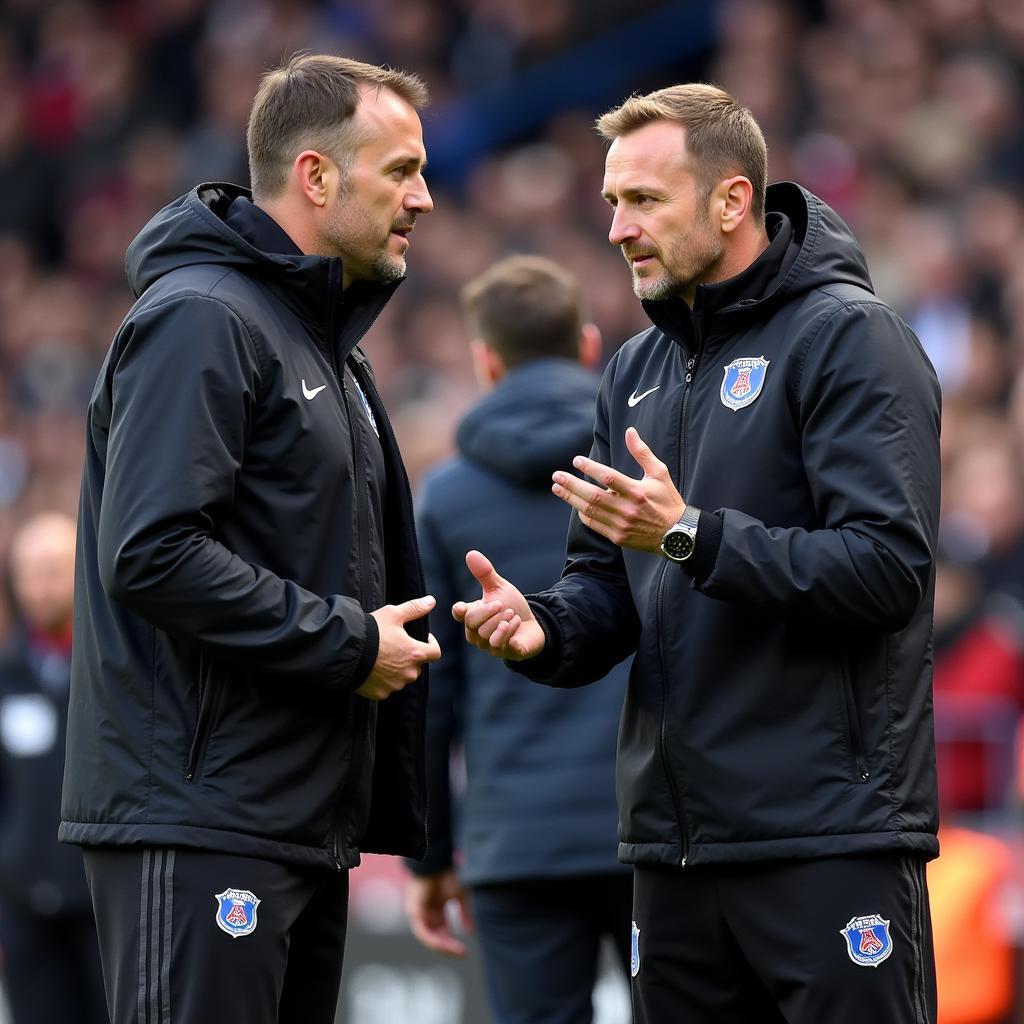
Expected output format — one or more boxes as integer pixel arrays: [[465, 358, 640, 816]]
[[630, 921, 641, 977], [720, 356, 769, 411], [840, 914, 893, 967], [214, 888, 261, 938]]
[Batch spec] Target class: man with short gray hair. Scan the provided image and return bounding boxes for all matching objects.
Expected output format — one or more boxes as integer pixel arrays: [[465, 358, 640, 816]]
[[62, 52, 439, 1024], [456, 83, 941, 1024]]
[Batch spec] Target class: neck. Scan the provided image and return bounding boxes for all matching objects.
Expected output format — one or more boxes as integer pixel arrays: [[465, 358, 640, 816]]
[[253, 198, 316, 257], [684, 223, 771, 308]]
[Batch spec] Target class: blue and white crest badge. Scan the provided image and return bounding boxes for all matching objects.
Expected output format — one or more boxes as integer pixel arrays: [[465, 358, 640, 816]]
[[720, 356, 769, 411], [630, 921, 641, 977], [840, 914, 893, 967], [214, 888, 261, 938]]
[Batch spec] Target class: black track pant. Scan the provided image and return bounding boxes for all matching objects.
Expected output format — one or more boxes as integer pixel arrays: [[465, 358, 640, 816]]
[[470, 872, 634, 1024], [631, 854, 936, 1024], [83, 847, 348, 1024]]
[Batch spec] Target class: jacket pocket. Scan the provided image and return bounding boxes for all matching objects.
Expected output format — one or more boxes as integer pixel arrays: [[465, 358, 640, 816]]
[[838, 656, 870, 783], [184, 655, 220, 783]]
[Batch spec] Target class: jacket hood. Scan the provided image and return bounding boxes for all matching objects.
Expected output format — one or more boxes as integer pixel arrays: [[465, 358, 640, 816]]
[[125, 183, 401, 341], [642, 182, 874, 343], [761, 181, 873, 298], [456, 358, 600, 487]]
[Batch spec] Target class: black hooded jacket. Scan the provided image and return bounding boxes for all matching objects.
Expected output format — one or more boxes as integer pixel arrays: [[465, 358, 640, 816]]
[[60, 184, 428, 869], [514, 184, 942, 867], [410, 359, 629, 886]]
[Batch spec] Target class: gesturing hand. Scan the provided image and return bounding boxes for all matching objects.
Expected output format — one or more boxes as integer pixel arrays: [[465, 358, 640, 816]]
[[551, 427, 685, 552], [357, 596, 441, 701], [452, 551, 545, 661]]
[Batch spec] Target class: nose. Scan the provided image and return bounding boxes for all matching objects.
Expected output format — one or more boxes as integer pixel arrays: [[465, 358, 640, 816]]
[[406, 175, 434, 215], [608, 206, 639, 247]]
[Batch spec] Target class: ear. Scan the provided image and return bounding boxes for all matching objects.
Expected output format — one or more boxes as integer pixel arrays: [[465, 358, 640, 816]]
[[716, 175, 754, 235], [578, 322, 603, 369], [293, 150, 333, 209], [470, 339, 506, 391]]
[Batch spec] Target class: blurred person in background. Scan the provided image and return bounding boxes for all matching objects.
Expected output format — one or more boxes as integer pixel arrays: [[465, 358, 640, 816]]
[[929, 821, 1016, 1024], [0, 511, 107, 1024], [60, 54, 440, 1024], [457, 83, 941, 1024], [405, 255, 632, 1024]]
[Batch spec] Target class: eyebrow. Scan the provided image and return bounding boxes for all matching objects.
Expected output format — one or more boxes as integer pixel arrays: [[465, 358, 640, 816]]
[[389, 153, 427, 169], [602, 185, 662, 202]]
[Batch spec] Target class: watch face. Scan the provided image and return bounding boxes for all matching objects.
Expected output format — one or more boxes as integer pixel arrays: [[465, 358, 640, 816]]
[[663, 530, 695, 561]]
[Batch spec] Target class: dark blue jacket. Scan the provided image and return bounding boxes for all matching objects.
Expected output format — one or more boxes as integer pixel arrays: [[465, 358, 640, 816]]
[[411, 359, 629, 885], [514, 184, 941, 869]]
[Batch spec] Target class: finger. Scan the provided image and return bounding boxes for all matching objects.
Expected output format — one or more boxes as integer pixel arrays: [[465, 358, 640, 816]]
[[452, 601, 468, 622], [392, 594, 436, 623], [465, 550, 502, 590], [625, 426, 667, 476], [409, 910, 466, 957], [569, 454, 640, 495], [489, 614, 522, 649], [551, 474, 630, 524], [474, 609, 514, 644], [419, 634, 442, 661], [462, 600, 505, 631]]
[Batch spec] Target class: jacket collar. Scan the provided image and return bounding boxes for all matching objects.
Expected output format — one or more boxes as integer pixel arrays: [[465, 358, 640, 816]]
[[641, 212, 796, 352], [193, 186, 402, 360]]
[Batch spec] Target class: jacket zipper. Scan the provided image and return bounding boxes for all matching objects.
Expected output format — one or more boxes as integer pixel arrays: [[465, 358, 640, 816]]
[[656, 346, 699, 866], [358, 366, 431, 859], [184, 654, 215, 781], [839, 657, 870, 782], [324, 263, 378, 870], [655, 562, 688, 864]]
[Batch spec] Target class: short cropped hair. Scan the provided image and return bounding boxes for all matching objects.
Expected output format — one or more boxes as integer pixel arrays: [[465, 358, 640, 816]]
[[247, 53, 429, 199], [461, 255, 583, 369], [596, 83, 767, 221]]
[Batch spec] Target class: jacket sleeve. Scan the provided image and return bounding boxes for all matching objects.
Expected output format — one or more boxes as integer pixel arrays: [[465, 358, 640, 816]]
[[96, 296, 379, 687], [511, 359, 642, 687], [406, 478, 463, 875], [694, 300, 941, 633]]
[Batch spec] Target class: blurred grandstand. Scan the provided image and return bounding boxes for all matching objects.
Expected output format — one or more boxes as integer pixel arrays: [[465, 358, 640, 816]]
[[0, 0, 1021, 1021]]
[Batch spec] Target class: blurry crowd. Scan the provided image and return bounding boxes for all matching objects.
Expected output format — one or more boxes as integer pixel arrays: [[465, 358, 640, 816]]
[[0, 0, 1021, 1013]]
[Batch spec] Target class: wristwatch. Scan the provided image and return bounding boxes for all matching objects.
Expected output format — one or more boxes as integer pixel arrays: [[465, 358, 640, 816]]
[[660, 506, 701, 563]]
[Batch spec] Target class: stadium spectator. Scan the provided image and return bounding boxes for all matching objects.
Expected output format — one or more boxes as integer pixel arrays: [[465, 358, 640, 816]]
[[60, 54, 440, 1024], [405, 255, 632, 1024], [0, 512, 107, 1024], [930, 825, 1016, 1024]]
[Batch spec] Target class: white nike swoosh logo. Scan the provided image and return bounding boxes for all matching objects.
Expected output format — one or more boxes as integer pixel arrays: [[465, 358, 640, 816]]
[[302, 380, 327, 400], [627, 385, 661, 407]]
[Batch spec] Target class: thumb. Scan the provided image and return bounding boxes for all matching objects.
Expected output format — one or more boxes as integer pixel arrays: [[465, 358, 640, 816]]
[[392, 594, 436, 623], [465, 550, 502, 591], [626, 426, 663, 475]]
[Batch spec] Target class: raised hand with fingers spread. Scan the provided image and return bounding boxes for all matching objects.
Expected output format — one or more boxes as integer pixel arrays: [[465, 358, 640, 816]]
[[551, 426, 685, 552]]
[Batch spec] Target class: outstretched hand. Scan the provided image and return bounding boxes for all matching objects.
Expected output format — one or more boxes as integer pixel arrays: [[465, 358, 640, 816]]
[[551, 427, 685, 552], [452, 551, 545, 661]]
